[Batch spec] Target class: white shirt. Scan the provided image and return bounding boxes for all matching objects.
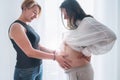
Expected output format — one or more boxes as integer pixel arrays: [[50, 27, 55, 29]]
[[61, 17, 117, 56]]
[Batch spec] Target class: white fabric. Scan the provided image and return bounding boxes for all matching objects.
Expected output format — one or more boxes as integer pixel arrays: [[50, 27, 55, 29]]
[[62, 17, 117, 56]]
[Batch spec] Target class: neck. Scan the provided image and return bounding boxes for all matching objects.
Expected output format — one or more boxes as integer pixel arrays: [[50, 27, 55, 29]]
[[18, 15, 28, 24]]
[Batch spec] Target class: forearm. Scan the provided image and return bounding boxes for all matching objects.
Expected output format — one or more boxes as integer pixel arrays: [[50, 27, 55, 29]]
[[39, 45, 54, 53], [27, 48, 55, 60]]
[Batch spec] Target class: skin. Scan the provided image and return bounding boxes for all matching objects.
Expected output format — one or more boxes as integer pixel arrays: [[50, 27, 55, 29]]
[[61, 8, 91, 69], [9, 6, 71, 69]]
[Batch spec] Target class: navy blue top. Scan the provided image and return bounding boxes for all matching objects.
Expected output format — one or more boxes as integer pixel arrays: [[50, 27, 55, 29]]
[[9, 20, 42, 69]]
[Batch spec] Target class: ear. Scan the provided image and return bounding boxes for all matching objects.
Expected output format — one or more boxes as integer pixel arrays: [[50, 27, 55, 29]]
[[22, 7, 27, 11]]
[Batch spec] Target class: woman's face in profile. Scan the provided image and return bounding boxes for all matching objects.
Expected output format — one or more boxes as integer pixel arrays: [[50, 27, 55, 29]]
[[23, 5, 40, 22], [61, 8, 69, 20]]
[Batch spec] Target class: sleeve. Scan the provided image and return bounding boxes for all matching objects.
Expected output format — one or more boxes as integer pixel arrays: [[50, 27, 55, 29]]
[[64, 18, 117, 57], [82, 29, 117, 57]]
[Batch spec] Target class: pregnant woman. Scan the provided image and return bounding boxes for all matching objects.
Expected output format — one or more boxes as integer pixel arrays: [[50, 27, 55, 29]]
[[58, 0, 117, 80]]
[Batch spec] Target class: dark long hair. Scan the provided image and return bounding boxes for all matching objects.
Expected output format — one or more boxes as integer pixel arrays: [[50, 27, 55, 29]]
[[60, 0, 92, 29]]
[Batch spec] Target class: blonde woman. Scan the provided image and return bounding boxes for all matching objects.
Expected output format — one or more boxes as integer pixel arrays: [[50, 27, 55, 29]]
[[8, 0, 71, 80]]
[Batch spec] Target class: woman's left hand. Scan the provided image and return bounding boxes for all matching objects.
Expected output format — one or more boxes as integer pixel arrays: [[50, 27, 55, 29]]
[[55, 53, 72, 70]]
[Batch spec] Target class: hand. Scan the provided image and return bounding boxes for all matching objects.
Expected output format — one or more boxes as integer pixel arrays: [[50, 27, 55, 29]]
[[77, 53, 91, 62], [84, 55, 91, 61], [55, 53, 72, 70]]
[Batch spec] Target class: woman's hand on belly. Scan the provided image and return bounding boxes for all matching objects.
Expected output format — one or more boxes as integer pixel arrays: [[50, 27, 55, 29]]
[[62, 44, 91, 68], [55, 51, 72, 70]]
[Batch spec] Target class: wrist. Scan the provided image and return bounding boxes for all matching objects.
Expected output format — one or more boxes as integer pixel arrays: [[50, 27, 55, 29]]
[[53, 51, 56, 60]]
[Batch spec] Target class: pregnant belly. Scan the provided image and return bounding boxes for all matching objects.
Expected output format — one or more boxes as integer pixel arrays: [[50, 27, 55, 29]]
[[61, 44, 90, 68]]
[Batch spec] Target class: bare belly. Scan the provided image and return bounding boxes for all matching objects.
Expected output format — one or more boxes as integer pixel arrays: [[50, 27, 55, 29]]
[[61, 44, 90, 68]]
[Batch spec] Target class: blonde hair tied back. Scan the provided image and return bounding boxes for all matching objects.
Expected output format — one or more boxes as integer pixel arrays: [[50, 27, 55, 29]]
[[21, 0, 41, 14]]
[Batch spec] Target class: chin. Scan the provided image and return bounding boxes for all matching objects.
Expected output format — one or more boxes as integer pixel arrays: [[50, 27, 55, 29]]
[[28, 20, 32, 22]]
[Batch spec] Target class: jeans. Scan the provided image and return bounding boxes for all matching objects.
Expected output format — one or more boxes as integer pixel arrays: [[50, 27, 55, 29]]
[[14, 64, 43, 80]]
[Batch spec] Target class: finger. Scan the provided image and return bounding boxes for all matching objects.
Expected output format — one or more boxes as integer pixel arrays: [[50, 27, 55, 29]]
[[62, 58, 72, 68], [59, 61, 71, 69], [60, 64, 67, 69], [63, 61, 72, 69], [61, 64, 69, 70], [60, 65, 65, 69]]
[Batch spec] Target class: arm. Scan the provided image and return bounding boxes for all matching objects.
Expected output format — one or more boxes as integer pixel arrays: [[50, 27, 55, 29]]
[[81, 29, 117, 56], [9, 23, 71, 68], [65, 18, 117, 57], [38, 44, 54, 53], [38, 44, 71, 69], [9, 23, 54, 60]]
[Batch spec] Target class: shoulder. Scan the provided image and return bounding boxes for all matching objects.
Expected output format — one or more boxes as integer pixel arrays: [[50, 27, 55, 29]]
[[82, 17, 96, 24], [10, 23, 25, 32], [77, 17, 94, 29], [81, 17, 106, 29], [9, 23, 26, 39]]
